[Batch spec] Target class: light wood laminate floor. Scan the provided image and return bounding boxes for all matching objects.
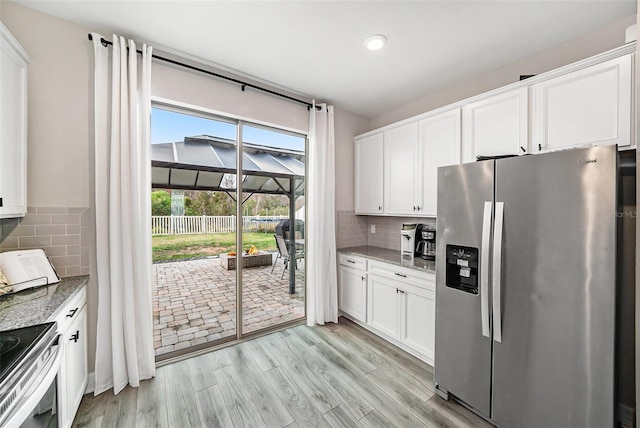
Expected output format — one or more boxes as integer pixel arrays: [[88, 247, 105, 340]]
[[73, 318, 491, 427]]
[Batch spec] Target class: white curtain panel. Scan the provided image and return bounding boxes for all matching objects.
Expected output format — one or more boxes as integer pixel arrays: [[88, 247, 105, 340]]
[[91, 33, 155, 395], [307, 102, 339, 325]]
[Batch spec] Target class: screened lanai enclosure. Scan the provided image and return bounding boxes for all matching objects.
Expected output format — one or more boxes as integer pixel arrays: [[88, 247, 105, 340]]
[[150, 109, 306, 359]]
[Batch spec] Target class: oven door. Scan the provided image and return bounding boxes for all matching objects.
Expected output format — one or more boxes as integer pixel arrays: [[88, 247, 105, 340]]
[[4, 335, 63, 427]]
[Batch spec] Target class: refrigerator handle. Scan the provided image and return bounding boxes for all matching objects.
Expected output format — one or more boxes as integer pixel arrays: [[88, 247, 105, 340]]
[[480, 202, 492, 338], [492, 202, 504, 343]]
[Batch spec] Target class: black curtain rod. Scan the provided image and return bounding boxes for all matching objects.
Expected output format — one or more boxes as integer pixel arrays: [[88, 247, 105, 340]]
[[88, 34, 320, 111]]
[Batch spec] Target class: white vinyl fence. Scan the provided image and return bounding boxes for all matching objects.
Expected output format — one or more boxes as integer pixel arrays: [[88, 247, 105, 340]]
[[152, 215, 285, 236]]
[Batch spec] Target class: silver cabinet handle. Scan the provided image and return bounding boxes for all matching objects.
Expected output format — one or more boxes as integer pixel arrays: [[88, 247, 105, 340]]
[[394, 272, 407, 278], [492, 202, 505, 343], [480, 202, 492, 338]]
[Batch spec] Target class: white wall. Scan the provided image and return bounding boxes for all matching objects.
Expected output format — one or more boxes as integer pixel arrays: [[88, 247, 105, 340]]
[[152, 61, 309, 134], [370, 14, 636, 129], [334, 107, 369, 211], [2, 2, 92, 207]]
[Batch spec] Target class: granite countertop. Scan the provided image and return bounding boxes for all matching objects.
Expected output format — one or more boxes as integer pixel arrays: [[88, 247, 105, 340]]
[[0, 275, 89, 331], [339, 246, 436, 274]]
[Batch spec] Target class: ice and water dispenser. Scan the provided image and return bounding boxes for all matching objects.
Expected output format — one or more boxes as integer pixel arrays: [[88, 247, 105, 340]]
[[445, 245, 479, 294]]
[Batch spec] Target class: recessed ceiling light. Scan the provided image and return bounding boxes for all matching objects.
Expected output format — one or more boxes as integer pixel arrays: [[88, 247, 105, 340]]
[[364, 34, 387, 51]]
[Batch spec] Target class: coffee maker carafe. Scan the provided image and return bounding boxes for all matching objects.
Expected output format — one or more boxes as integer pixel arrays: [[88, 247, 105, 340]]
[[415, 224, 436, 260]]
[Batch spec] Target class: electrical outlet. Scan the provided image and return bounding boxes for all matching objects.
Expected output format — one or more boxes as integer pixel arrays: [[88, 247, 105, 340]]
[[370, 224, 376, 234]]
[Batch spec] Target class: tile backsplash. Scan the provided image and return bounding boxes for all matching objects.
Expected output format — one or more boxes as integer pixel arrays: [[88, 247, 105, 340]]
[[336, 210, 435, 251], [367, 216, 435, 251], [0, 207, 90, 277], [336, 210, 369, 249]]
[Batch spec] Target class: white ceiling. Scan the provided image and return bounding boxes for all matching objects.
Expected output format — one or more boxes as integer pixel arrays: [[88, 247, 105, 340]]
[[13, 1, 637, 118]]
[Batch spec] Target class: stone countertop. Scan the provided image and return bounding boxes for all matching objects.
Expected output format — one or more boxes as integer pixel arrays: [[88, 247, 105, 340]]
[[339, 246, 436, 274], [0, 275, 89, 331]]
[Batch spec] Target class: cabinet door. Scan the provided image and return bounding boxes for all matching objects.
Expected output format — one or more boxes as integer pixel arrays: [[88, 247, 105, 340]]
[[355, 133, 384, 214], [384, 122, 419, 215], [532, 54, 632, 152], [367, 274, 400, 338], [63, 305, 88, 428], [0, 25, 29, 218], [462, 87, 528, 162], [338, 265, 367, 322], [419, 109, 461, 216], [399, 283, 436, 364]]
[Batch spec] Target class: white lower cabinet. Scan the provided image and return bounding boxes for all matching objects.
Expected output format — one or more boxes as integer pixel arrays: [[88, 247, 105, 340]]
[[62, 305, 87, 428], [49, 287, 88, 428], [338, 254, 436, 365], [400, 283, 436, 363], [338, 255, 368, 323], [367, 274, 401, 338]]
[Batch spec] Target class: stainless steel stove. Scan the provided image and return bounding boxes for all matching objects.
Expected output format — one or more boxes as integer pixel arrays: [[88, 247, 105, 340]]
[[0, 322, 60, 427]]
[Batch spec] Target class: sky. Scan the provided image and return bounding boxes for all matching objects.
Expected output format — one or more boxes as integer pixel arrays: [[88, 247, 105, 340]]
[[151, 107, 305, 151]]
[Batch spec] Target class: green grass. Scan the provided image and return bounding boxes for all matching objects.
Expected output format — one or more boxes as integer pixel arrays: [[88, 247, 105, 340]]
[[152, 232, 278, 263]]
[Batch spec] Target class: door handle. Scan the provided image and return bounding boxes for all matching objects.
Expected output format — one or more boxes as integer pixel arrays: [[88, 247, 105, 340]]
[[492, 202, 504, 343], [394, 272, 407, 278], [480, 202, 492, 338], [66, 308, 78, 318], [70, 330, 80, 343], [346, 259, 356, 264]]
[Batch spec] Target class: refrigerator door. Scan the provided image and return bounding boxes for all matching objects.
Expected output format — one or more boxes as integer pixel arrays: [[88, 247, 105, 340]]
[[492, 145, 617, 427], [435, 160, 494, 418]]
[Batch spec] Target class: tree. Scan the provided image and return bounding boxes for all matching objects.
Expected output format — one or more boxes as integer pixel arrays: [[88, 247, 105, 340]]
[[151, 190, 171, 215]]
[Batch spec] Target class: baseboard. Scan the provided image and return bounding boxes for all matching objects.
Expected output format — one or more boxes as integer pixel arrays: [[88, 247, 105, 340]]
[[84, 372, 95, 395]]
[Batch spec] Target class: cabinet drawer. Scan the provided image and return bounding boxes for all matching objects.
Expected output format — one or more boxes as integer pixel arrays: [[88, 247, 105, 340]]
[[49, 286, 86, 333], [368, 260, 435, 291], [338, 253, 367, 270]]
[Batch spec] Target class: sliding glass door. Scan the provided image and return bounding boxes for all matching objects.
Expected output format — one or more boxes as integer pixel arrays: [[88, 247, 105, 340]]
[[150, 105, 306, 360], [240, 123, 306, 335]]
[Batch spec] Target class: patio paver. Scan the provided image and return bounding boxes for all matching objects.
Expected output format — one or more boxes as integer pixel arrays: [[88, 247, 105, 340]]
[[152, 256, 305, 356]]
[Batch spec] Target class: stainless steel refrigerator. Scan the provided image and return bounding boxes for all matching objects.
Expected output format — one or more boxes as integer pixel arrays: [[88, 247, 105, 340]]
[[434, 145, 617, 427]]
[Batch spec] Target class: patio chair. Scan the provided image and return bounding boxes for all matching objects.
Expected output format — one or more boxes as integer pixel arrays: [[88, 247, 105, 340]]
[[272, 234, 304, 279]]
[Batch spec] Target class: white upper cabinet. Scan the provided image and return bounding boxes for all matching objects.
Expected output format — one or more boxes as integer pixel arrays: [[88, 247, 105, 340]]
[[355, 133, 384, 214], [532, 54, 632, 152], [419, 109, 461, 217], [462, 87, 528, 163], [384, 122, 420, 215], [0, 23, 30, 218], [355, 45, 634, 217]]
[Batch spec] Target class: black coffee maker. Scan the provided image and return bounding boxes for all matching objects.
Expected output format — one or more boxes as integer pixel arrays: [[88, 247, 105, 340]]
[[415, 224, 436, 260]]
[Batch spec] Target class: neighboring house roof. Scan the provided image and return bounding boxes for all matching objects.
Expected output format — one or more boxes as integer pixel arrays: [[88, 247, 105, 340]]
[[151, 135, 305, 196]]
